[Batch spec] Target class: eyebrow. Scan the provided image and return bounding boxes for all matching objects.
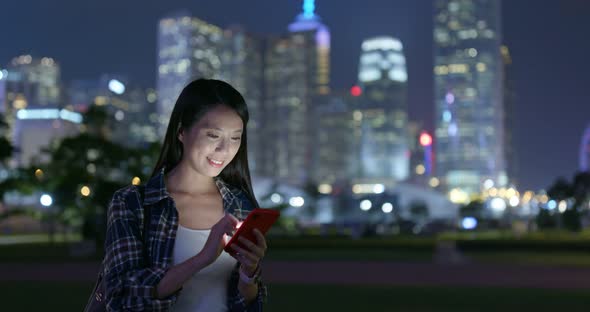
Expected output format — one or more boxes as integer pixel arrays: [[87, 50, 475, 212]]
[[204, 127, 243, 133]]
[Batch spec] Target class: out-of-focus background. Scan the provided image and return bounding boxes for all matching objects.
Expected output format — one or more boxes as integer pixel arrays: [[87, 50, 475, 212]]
[[1, 0, 589, 310]]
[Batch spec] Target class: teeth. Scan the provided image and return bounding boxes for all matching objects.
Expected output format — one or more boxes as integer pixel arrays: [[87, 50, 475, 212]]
[[208, 158, 223, 165]]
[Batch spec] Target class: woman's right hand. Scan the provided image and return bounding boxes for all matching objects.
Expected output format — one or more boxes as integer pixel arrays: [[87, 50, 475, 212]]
[[199, 213, 239, 265]]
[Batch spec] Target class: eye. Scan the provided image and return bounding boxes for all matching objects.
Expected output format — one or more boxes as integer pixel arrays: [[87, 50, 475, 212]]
[[207, 133, 219, 139], [231, 137, 242, 141]]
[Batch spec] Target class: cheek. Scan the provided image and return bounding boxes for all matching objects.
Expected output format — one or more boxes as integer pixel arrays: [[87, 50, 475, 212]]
[[229, 143, 241, 159], [186, 138, 214, 155]]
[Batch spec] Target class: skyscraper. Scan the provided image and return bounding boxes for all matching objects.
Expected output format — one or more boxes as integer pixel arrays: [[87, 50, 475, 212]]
[[433, 0, 506, 200], [355, 36, 409, 186], [156, 12, 224, 137], [311, 92, 355, 186], [217, 27, 264, 173], [580, 125, 590, 172], [5, 55, 61, 109], [0, 69, 6, 115], [156, 12, 265, 172], [3, 55, 62, 156], [261, 0, 330, 186], [501, 45, 517, 186]]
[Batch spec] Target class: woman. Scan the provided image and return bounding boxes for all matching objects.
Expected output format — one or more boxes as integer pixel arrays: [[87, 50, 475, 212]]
[[103, 79, 267, 311]]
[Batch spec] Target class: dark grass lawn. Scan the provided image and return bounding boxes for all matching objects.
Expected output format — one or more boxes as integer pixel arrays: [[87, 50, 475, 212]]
[[3, 282, 589, 312]]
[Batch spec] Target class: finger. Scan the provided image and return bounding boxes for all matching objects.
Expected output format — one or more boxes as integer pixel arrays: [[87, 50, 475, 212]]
[[253, 229, 268, 250], [236, 254, 256, 269], [238, 237, 264, 258], [218, 223, 234, 238], [231, 243, 260, 263], [225, 213, 239, 227]]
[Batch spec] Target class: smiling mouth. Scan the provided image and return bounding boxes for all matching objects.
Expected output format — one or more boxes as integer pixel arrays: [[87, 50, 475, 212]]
[[207, 157, 224, 168]]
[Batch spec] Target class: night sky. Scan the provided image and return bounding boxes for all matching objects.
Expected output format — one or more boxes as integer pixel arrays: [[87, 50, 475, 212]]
[[2, 0, 589, 191]]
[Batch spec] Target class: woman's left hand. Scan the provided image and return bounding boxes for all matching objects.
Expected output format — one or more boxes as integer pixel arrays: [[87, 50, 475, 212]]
[[230, 228, 267, 276]]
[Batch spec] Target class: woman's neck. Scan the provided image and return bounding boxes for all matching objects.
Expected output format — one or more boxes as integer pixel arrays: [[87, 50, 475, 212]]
[[165, 162, 218, 195]]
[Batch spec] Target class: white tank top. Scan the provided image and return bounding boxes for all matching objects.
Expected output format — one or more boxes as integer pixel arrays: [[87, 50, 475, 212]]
[[172, 225, 238, 312]]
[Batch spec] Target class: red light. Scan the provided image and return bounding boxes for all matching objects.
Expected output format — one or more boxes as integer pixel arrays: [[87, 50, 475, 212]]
[[350, 86, 362, 97], [420, 132, 432, 146]]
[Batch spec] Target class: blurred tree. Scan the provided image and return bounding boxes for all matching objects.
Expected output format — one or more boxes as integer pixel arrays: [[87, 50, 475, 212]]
[[544, 175, 583, 232], [572, 171, 590, 209], [546, 177, 573, 201], [30, 106, 159, 244], [535, 209, 557, 230], [0, 113, 13, 164]]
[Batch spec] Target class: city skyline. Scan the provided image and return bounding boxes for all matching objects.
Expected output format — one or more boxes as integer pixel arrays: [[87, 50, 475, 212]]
[[1, 0, 590, 191]]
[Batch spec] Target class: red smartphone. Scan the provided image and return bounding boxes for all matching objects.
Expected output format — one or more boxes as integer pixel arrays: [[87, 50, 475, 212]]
[[224, 208, 280, 257]]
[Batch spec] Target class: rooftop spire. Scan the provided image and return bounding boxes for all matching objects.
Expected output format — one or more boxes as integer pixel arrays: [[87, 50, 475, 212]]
[[303, 0, 316, 19]]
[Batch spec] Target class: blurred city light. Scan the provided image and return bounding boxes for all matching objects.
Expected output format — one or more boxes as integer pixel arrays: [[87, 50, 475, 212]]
[[461, 217, 477, 230], [509, 196, 519, 207], [373, 184, 385, 194], [16, 108, 82, 123], [352, 183, 385, 194], [547, 200, 557, 210], [132, 177, 141, 186], [419, 132, 432, 146], [483, 179, 494, 189], [34, 169, 44, 180], [270, 193, 283, 204], [80, 186, 91, 197], [360, 199, 372, 211], [115, 110, 125, 121], [350, 85, 362, 97], [289, 196, 304, 207], [86, 163, 96, 174], [429, 177, 440, 188], [558, 200, 567, 213], [381, 202, 393, 213], [449, 188, 469, 204], [108, 79, 125, 94], [415, 164, 425, 175], [488, 187, 498, 197], [318, 184, 332, 194], [490, 197, 506, 212], [40, 194, 53, 207]]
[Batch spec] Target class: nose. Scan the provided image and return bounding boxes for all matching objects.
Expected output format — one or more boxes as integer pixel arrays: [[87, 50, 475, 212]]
[[215, 138, 229, 154]]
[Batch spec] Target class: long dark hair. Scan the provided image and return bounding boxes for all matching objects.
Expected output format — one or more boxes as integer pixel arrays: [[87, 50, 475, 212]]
[[152, 78, 259, 207]]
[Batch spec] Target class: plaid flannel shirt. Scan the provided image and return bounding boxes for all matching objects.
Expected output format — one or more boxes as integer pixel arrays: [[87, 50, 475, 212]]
[[103, 168, 267, 311]]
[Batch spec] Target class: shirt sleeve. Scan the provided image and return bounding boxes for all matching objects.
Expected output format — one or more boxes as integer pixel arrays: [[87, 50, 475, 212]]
[[103, 189, 177, 311], [227, 264, 268, 312]]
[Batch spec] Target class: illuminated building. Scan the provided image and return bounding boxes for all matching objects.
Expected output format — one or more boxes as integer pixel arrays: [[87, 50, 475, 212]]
[[354, 36, 409, 185], [156, 12, 264, 171], [433, 0, 507, 200], [2, 55, 61, 147], [263, 0, 331, 185]]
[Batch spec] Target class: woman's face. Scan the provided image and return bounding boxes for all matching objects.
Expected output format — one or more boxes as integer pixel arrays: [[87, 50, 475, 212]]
[[179, 104, 244, 177]]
